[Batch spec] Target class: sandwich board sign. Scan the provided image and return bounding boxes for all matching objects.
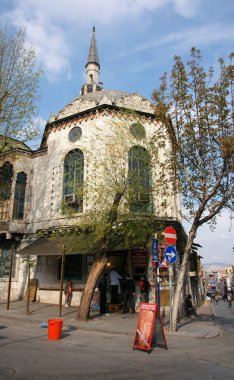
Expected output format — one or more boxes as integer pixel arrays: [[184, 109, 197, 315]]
[[133, 303, 168, 353]]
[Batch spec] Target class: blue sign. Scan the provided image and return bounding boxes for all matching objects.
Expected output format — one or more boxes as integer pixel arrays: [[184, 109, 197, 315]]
[[152, 239, 158, 262], [165, 246, 177, 264]]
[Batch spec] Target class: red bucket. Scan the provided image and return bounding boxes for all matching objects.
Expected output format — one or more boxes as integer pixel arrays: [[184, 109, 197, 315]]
[[48, 319, 63, 340]]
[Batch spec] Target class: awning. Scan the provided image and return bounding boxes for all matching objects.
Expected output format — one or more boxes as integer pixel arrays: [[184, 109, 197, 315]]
[[17, 238, 64, 256]]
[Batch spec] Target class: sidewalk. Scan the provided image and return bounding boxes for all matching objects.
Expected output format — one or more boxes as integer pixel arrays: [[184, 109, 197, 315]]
[[0, 300, 220, 339], [176, 302, 220, 338]]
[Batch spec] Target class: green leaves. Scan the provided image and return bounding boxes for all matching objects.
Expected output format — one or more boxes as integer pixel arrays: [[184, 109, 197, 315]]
[[152, 47, 233, 225], [0, 25, 42, 149]]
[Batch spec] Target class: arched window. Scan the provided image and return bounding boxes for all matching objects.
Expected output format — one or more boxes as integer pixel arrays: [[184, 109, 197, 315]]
[[63, 149, 84, 212], [13, 172, 27, 219], [0, 162, 13, 201], [128, 146, 152, 213]]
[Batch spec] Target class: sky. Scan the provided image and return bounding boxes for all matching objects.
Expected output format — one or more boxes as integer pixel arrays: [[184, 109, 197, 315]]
[[1, 0, 233, 265]]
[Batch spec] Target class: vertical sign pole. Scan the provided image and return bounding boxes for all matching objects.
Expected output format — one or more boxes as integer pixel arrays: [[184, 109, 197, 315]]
[[157, 266, 160, 310], [152, 236, 159, 307], [169, 265, 172, 332], [154, 262, 158, 306]]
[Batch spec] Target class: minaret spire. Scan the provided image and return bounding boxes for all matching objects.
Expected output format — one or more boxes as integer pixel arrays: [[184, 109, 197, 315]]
[[86, 26, 99, 68], [80, 26, 102, 95]]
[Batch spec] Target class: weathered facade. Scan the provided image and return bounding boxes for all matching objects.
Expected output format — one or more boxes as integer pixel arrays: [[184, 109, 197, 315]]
[[0, 28, 190, 309]]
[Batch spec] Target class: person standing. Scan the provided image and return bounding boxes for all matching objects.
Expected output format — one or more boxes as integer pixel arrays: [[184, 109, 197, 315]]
[[109, 267, 122, 304], [64, 280, 73, 307], [227, 292, 232, 308], [98, 273, 109, 315], [122, 274, 135, 313], [140, 275, 151, 303]]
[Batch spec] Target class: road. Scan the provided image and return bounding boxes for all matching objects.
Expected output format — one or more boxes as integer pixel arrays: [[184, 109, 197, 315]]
[[0, 302, 233, 380], [211, 298, 234, 331]]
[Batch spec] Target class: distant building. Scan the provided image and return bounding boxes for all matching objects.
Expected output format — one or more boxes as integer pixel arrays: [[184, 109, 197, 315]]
[[204, 264, 233, 296]]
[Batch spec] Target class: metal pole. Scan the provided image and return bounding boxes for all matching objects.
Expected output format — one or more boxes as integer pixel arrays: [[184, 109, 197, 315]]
[[26, 255, 31, 315], [169, 265, 172, 332], [155, 262, 158, 305], [157, 265, 160, 310], [7, 246, 14, 310], [153, 234, 159, 306], [59, 247, 65, 317]]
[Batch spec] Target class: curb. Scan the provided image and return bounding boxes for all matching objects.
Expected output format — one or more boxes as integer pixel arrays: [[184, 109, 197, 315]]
[[0, 313, 133, 336]]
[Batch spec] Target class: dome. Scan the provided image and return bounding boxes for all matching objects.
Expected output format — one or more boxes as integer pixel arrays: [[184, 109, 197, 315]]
[[53, 89, 154, 122]]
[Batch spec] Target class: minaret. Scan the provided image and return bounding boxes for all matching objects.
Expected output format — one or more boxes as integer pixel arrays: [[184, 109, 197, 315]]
[[80, 26, 102, 95]]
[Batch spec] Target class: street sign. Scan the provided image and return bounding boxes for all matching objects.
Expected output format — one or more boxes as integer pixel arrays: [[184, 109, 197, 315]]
[[165, 246, 177, 264], [152, 239, 158, 262], [164, 227, 177, 245]]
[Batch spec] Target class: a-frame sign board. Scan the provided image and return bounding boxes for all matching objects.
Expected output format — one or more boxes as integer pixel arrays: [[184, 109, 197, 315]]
[[133, 303, 168, 352]]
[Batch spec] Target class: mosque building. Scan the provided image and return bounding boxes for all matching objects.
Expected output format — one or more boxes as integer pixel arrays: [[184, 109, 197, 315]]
[[0, 28, 200, 309]]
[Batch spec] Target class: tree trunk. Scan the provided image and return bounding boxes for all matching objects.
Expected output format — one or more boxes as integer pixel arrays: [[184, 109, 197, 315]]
[[77, 189, 125, 321], [172, 224, 198, 332], [76, 190, 125, 321], [77, 253, 107, 321]]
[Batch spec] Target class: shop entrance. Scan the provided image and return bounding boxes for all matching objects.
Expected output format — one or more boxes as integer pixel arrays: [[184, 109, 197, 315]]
[[106, 250, 128, 276]]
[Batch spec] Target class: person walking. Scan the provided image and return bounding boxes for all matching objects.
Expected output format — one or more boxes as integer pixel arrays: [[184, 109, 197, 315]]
[[140, 275, 151, 303], [64, 280, 73, 307], [109, 267, 122, 304], [227, 292, 232, 308], [98, 273, 109, 315], [214, 292, 219, 305], [122, 274, 135, 314]]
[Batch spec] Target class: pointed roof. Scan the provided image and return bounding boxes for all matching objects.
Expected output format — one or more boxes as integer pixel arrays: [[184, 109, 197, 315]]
[[86, 26, 99, 68]]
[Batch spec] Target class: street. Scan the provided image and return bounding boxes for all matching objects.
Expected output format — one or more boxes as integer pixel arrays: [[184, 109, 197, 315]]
[[0, 300, 233, 380]]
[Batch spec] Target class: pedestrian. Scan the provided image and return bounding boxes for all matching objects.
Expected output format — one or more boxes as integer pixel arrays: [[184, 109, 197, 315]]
[[214, 292, 219, 305], [185, 294, 198, 318], [64, 280, 73, 307], [140, 275, 151, 303], [227, 292, 232, 308], [109, 267, 122, 304], [122, 273, 135, 314], [98, 273, 109, 315]]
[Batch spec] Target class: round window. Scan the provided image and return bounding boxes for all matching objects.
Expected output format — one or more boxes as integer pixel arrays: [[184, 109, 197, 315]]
[[68, 127, 82, 142], [130, 123, 146, 139]]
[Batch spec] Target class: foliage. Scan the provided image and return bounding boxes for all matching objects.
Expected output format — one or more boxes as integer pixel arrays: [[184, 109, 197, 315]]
[[152, 47, 234, 332], [0, 24, 42, 152], [152, 48, 233, 225], [53, 105, 179, 257]]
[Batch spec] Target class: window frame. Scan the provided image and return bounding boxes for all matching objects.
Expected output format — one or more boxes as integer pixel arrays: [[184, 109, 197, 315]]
[[128, 146, 152, 213], [63, 149, 84, 213], [12, 171, 27, 220]]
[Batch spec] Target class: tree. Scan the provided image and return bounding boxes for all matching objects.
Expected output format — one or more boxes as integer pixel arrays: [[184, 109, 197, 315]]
[[51, 111, 162, 321], [0, 25, 42, 153], [152, 48, 234, 332]]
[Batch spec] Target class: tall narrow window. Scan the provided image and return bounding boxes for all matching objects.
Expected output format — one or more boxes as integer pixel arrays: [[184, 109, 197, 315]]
[[0, 162, 13, 201], [128, 146, 152, 213], [13, 172, 27, 219], [63, 149, 84, 212], [0, 162, 13, 220]]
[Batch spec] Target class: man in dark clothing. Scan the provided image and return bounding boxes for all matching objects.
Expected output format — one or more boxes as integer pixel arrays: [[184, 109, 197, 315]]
[[122, 274, 135, 313], [185, 294, 198, 318], [98, 273, 109, 315]]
